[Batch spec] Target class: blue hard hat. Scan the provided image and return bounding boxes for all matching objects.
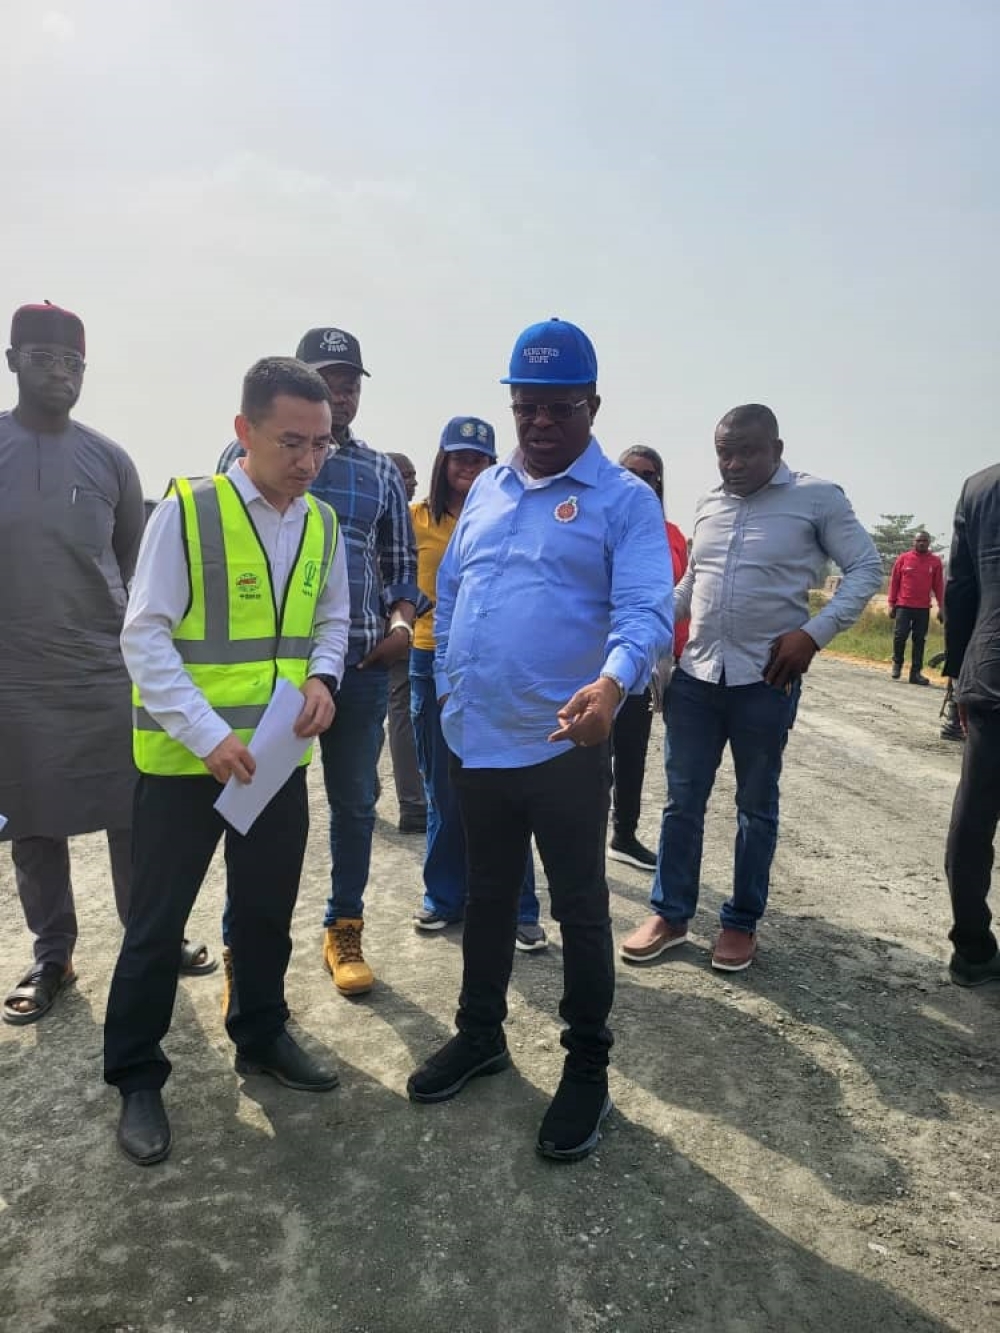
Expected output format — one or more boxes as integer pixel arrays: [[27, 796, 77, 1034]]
[[500, 317, 598, 386]]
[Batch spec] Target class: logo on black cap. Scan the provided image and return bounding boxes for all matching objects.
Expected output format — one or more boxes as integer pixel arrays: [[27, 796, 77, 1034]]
[[296, 326, 370, 376]]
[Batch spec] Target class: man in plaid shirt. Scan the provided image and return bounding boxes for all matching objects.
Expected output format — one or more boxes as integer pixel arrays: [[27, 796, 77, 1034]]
[[217, 327, 422, 995]]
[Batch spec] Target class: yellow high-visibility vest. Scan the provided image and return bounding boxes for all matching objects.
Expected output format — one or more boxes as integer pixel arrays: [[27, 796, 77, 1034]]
[[132, 475, 339, 776]]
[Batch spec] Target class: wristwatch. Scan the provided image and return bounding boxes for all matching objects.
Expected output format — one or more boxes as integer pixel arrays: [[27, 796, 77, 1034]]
[[599, 672, 627, 704], [312, 674, 339, 700]]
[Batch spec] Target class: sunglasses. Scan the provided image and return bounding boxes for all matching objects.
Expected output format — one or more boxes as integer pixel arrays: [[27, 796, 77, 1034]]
[[629, 467, 660, 483], [20, 349, 85, 373], [510, 399, 587, 423]]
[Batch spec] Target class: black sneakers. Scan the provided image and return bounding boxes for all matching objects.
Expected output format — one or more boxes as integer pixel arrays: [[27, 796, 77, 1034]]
[[407, 1033, 510, 1103], [536, 1075, 613, 1162], [608, 834, 657, 870], [949, 951, 1000, 988], [408, 1036, 612, 1164]]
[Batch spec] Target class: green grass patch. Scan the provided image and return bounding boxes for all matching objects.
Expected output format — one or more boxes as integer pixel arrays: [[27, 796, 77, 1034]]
[[808, 591, 944, 664]]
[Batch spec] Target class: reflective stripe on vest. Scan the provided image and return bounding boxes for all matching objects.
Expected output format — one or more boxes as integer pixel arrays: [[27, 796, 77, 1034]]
[[133, 475, 338, 776]]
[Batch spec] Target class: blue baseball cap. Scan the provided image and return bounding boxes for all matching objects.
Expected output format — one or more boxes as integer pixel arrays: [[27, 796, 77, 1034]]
[[500, 317, 598, 386], [440, 416, 496, 458]]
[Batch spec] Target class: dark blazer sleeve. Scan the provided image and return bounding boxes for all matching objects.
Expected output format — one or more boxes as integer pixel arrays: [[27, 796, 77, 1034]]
[[943, 480, 978, 679]]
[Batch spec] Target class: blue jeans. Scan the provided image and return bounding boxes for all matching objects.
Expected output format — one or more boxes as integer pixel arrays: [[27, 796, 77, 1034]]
[[651, 668, 801, 933], [410, 648, 538, 923], [320, 664, 390, 925]]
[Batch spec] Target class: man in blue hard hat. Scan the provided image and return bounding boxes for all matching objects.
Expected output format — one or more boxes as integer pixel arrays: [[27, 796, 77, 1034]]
[[406, 319, 674, 1162]]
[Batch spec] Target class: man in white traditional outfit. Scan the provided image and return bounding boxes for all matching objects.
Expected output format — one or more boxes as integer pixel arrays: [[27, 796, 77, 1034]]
[[0, 302, 213, 1027]]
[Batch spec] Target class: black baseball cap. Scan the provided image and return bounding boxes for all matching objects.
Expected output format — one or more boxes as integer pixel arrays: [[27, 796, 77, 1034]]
[[295, 327, 370, 377]]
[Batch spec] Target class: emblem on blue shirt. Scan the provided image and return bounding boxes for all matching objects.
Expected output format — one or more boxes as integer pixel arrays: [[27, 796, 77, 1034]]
[[554, 495, 579, 523]]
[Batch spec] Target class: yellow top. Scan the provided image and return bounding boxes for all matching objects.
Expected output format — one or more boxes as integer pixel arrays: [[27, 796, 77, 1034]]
[[410, 500, 457, 651]]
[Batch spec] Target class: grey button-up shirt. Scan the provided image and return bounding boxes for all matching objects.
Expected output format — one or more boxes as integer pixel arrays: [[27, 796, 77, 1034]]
[[676, 462, 882, 686]]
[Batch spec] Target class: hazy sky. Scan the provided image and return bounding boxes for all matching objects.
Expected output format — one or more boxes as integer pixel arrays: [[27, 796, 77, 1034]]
[[3, 1, 996, 543]]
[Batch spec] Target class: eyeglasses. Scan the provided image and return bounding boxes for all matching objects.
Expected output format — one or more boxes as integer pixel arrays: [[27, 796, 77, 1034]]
[[20, 349, 85, 373], [262, 430, 333, 460], [510, 399, 587, 423], [629, 468, 660, 483]]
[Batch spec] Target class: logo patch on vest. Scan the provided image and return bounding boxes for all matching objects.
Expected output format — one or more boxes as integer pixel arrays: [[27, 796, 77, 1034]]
[[303, 559, 319, 596], [236, 572, 262, 601]]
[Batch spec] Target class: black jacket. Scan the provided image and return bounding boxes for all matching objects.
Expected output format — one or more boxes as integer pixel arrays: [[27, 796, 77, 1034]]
[[944, 462, 1000, 709]]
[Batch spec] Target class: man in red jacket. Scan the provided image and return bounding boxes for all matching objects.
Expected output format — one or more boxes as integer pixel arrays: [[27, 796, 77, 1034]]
[[888, 531, 944, 685]]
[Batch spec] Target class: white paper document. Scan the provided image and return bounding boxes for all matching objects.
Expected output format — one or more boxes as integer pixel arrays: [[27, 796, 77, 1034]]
[[214, 679, 310, 835]]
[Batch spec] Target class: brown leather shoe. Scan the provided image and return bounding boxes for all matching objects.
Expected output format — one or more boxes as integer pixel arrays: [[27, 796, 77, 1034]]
[[620, 915, 689, 962], [711, 927, 757, 972]]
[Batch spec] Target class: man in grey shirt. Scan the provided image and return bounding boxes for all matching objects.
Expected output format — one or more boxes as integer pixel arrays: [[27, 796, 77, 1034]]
[[622, 404, 882, 973], [1, 302, 214, 1029]]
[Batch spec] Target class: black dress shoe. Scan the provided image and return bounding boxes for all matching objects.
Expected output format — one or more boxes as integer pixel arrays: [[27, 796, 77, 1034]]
[[117, 1089, 171, 1167], [235, 1029, 339, 1091]]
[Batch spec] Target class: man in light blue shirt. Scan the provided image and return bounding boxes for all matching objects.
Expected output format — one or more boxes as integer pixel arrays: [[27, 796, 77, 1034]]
[[622, 403, 882, 973], [406, 319, 673, 1163]]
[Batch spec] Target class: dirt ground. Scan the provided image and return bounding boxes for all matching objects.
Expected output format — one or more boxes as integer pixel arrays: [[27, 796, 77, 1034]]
[[1, 657, 997, 1333]]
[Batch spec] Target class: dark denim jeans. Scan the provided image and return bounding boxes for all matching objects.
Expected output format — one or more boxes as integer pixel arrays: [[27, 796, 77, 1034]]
[[320, 663, 390, 925], [651, 668, 801, 933], [410, 648, 538, 923]]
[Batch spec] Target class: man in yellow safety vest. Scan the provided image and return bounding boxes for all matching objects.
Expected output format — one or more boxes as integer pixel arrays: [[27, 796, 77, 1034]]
[[104, 357, 351, 1167]]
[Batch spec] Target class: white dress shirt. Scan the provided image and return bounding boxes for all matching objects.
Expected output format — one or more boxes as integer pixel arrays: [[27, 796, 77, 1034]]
[[677, 462, 882, 686], [122, 461, 350, 759]]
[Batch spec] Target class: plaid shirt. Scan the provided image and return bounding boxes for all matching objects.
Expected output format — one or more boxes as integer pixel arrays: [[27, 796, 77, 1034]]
[[217, 434, 423, 667]]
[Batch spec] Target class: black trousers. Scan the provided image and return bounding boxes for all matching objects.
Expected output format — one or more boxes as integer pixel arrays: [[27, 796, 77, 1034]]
[[945, 707, 1000, 964], [611, 690, 653, 838], [104, 768, 309, 1094], [451, 744, 614, 1080], [893, 606, 930, 674]]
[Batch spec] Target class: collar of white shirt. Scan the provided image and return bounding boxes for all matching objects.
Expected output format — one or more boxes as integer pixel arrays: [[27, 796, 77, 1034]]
[[226, 458, 309, 517]]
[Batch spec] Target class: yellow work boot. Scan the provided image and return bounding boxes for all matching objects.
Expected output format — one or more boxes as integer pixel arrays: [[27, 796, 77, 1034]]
[[220, 946, 233, 1019], [323, 919, 374, 996]]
